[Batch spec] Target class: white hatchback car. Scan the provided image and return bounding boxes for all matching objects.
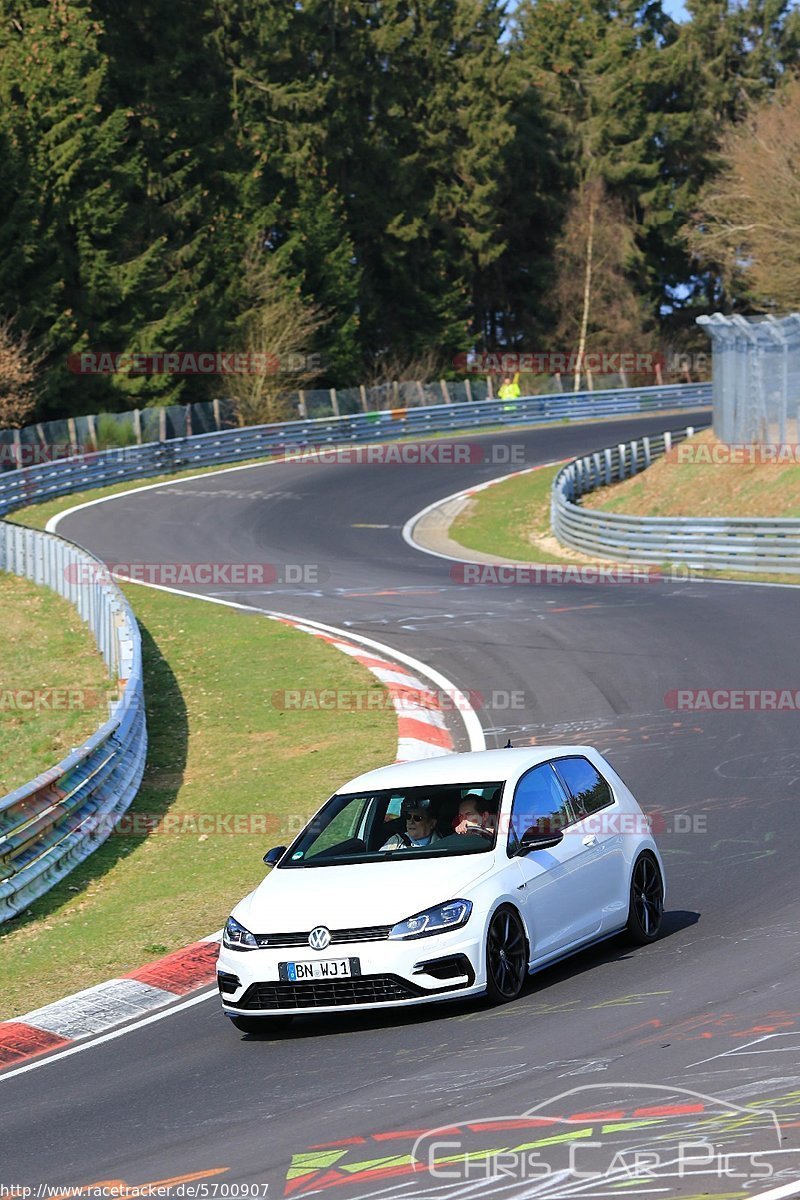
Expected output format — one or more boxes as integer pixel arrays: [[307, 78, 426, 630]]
[[217, 746, 665, 1032]]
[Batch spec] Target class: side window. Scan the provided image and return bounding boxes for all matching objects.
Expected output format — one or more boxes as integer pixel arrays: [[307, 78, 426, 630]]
[[554, 757, 613, 818], [507, 764, 570, 856], [307, 797, 371, 857]]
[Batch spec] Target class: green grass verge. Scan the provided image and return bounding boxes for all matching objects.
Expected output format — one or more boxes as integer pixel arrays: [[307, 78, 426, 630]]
[[0, 582, 396, 1020], [0, 573, 115, 795], [450, 465, 568, 563], [594, 429, 800, 519], [448, 462, 800, 587]]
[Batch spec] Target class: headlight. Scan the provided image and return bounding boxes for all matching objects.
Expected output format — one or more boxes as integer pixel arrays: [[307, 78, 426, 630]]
[[223, 915, 258, 950], [388, 899, 472, 940]]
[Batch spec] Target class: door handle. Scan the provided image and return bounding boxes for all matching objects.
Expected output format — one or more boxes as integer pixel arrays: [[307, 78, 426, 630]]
[[582, 835, 598, 847]]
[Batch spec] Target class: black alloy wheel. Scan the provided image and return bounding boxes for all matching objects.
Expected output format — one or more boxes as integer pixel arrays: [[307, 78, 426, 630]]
[[626, 853, 664, 944], [485, 906, 528, 1003]]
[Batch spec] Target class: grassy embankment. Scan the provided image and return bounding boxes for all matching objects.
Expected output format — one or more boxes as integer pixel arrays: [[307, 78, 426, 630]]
[[449, 430, 800, 585], [0, 574, 115, 795]]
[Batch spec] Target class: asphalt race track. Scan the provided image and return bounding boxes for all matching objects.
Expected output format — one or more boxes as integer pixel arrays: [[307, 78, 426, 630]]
[[3, 412, 800, 1200]]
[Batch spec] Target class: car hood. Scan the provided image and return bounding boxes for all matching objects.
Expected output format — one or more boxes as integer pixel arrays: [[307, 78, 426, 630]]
[[233, 855, 496, 933]]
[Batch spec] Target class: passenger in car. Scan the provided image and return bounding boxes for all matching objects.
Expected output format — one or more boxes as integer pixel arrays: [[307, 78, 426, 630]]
[[454, 792, 497, 836], [380, 800, 442, 850]]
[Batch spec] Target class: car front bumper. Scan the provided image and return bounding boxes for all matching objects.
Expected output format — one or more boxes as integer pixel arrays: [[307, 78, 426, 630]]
[[217, 928, 486, 1016]]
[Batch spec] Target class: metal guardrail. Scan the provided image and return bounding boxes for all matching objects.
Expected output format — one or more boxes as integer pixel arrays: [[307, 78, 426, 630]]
[[0, 382, 710, 515], [0, 524, 146, 922], [552, 427, 800, 573], [0, 381, 709, 918]]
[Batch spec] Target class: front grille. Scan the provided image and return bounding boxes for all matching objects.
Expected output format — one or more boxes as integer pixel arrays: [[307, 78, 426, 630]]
[[237, 974, 416, 1010], [255, 924, 392, 948]]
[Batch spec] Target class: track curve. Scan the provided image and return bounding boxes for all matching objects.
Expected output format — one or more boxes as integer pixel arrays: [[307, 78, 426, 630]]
[[3, 412, 799, 1200]]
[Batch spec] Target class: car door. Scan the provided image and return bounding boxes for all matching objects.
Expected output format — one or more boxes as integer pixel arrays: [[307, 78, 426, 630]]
[[552, 755, 628, 934], [509, 762, 602, 961]]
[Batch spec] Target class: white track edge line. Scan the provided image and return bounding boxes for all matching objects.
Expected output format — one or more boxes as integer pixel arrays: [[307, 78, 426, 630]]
[[105, 575, 486, 751], [0, 989, 218, 1084], [400, 459, 565, 565], [751, 1180, 800, 1200]]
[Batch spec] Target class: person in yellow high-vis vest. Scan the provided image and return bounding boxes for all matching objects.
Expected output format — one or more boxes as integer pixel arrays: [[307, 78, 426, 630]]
[[498, 372, 521, 400]]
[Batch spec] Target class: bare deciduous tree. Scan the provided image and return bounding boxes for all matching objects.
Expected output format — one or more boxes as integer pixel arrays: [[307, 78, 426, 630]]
[[0, 318, 40, 429], [228, 244, 327, 427], [552, 179, 653, 390], [685, 78, 800, 310], [363, 349, 447, 388]]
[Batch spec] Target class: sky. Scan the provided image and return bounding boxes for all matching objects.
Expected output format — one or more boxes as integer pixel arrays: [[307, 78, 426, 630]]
[[662, 0, 690, 20], [506, 0, 691, 24]]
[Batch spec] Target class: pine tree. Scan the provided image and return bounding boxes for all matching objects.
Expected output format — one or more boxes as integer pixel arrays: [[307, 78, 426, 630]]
[[89, 0, 242, 408], [0, 0, 155, 416]]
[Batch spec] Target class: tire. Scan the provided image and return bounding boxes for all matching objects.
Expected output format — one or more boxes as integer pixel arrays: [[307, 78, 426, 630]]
[[625, 853, 664, 944], [228, 1014, 293, 1035], [485, 906, 528, 1004]]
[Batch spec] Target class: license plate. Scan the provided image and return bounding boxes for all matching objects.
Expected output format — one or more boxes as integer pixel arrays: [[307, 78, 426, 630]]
[[279, 957, 360, 982]]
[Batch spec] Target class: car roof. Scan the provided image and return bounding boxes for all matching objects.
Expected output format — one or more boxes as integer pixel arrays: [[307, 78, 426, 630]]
[[339, 746, 602, 793]]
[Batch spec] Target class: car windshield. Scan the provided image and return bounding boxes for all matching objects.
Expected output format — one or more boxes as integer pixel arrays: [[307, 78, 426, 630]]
[[279, 783, 504, 867]]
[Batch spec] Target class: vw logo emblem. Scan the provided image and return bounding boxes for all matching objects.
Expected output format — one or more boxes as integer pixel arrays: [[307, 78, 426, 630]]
[[308, 926, 331, 951]]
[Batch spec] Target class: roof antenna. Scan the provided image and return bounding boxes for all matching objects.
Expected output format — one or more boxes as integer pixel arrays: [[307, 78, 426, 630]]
[[505, 739, 513, 748]]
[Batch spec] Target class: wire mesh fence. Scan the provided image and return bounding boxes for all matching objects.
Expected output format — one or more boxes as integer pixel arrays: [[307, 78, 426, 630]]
[[1, 372, 654, 466], [698, 313, 800, 445]]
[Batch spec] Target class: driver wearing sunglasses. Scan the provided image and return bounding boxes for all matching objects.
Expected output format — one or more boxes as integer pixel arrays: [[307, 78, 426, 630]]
[[380, 798, 441, 851]]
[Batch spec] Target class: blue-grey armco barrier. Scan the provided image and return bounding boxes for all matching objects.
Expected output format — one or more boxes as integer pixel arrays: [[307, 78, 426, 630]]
[[0, 524, 146, 921], [552, 426, 800, 573], [0, 383, 710, 515], [0, 382, 709, 918]]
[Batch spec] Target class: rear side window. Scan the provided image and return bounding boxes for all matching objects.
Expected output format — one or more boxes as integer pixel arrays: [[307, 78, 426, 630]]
[[554, 757, 613, 818]]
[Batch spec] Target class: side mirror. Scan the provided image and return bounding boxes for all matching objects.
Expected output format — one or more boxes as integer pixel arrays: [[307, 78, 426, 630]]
[[515, 830, 564, 855], [263, 845, 287, 867]]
